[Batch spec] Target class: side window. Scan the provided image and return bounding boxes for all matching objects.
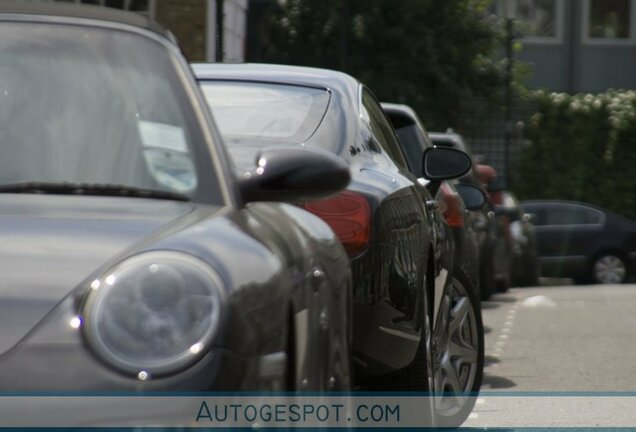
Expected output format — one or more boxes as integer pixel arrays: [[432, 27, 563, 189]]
[[360, 88, 410, 170], [543, 205, 603, 225], [580, 206, 603, 224], [587, 0, 631, 40], [524, 206, 546, 225]]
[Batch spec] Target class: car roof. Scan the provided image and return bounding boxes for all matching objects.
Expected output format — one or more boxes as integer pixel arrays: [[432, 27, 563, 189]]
[[521, 199, 607, 212], [381, 102, 418, 119], [192, 63, 360, 97], [381, 103, 423, 127], [0, 0, 170, 39], [428, 131, 463, 143]]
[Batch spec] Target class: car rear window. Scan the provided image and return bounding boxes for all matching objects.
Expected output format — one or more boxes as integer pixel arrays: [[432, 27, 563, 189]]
[[199, 81, 330, 144]]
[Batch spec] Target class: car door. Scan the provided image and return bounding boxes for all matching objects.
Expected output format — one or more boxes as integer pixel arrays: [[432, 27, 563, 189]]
[[358, 88, 433, 348]]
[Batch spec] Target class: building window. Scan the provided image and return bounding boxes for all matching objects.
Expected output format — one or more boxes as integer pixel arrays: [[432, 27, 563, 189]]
[[515, 0, 558, 38], [490, 0, 563, 43], [35, 0, 156, 19], [588, 0, 631, 39]]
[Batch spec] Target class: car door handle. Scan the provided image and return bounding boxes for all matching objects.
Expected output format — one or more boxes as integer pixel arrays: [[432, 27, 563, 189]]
[[426, 200, 439, 211]]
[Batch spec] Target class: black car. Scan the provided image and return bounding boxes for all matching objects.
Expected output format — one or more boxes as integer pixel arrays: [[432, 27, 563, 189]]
[[0, 2, 354, 403], [521, 200, 636, 284], [381, 102, 485, 420], [429, 131, 512, 299], [382, 103, 485, 296], [194, 64, 478, 426]]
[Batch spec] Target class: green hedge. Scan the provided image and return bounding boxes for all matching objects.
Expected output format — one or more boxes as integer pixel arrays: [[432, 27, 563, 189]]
[[513, 90, 636, 220]]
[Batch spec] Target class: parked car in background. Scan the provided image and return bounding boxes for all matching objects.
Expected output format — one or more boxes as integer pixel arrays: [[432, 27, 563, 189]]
[[521, 200, 636, 284], [0, 3, 354, 405], [429, 132, 512, 299], [195, 64, 478, 427], [499, 192, 540, 287]]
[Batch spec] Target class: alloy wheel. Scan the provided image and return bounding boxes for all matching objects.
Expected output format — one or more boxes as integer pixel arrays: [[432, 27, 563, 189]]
[[432, 276, 481, 421], [593, 255, 627, 284]]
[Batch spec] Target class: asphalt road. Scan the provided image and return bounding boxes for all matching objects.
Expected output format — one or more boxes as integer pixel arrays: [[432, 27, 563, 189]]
[[464, 282, 636, 427]]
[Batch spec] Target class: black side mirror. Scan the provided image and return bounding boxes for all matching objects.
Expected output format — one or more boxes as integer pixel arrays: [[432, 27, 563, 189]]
[[488, 176, 507, 192], [455, 183, 487, 211], [422, 147, 472, 181], [239, 146, 350, 203]]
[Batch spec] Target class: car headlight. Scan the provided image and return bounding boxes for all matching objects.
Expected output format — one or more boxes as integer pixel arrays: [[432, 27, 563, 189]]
[[83, 251, 224, 377]]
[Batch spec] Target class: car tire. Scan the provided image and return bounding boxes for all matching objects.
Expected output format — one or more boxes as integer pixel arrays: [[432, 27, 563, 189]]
[[592, 253, 628, 284], [519, 251, 541, 287], [432, 267, 484, 427], [479, 250, 496, 301], [495, 272, 511, 293]]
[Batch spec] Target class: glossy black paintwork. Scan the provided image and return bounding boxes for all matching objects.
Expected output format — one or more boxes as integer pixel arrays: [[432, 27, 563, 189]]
[[0, 10, 352, 392], [381, 103, 481, 297], [193, 63, 449, 376], [240, 146, 350, 203], [421, 147, 472, 182]]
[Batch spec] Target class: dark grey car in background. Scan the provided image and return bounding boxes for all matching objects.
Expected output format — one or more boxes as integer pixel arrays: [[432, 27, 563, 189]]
[[0, 3, 353, 400], [522, 200, 636, 284]]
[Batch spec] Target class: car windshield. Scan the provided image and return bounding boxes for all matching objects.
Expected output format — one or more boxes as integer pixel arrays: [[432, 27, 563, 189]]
[[199, 80, 330, 144], [0, 23, 207, 198]]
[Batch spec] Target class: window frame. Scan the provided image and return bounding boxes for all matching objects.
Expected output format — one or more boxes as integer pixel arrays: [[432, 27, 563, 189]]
[[534, 203, 606, 227], [582, 0, 636, 46], [359, 86, 410, 171], [496, 0, 565, 45]]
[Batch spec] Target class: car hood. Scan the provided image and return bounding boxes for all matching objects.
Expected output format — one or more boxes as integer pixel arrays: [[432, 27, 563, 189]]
[[0, 194, 202, 355]]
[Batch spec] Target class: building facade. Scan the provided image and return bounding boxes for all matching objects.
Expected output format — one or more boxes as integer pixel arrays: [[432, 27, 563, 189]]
[[33, 0, 247, 63], [492, 0, 636, 92]]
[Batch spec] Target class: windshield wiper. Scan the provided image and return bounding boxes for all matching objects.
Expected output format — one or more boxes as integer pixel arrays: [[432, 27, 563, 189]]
[[0, 182, 189, 201]]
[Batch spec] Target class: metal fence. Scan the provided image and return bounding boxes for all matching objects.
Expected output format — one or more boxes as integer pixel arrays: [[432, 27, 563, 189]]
[[459, 96, 536, 186]]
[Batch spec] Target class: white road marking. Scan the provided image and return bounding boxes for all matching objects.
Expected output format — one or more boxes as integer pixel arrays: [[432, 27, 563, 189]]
[[521, 295, 557, 308]]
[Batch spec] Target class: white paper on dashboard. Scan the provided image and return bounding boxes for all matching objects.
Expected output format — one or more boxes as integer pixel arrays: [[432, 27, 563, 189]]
[[137, 120, 188, 153]]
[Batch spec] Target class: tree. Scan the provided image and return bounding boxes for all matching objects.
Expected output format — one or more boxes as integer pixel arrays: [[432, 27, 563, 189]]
[[262, 0, 506, 130]]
